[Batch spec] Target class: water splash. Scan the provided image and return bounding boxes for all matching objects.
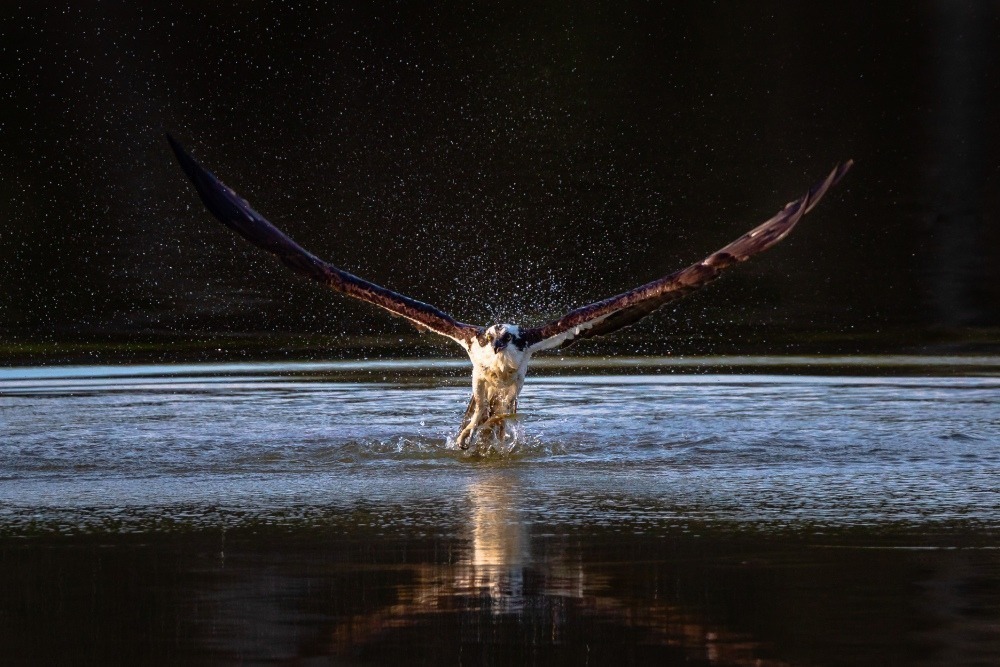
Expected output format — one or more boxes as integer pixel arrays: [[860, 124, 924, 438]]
[[2, 362, 999, 537]]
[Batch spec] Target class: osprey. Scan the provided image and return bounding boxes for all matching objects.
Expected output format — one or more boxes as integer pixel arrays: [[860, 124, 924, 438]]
[[167, 135, 851, 450]]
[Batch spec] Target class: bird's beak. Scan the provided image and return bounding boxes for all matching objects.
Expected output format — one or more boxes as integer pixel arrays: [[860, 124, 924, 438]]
[[492, 338, 508, 353]]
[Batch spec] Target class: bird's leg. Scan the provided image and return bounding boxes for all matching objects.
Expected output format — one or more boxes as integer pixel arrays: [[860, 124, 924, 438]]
[[455, 397, 477, 449], [455, 375, 523, 451], [476, 388, 521, 450], [484, 396, 518, 443], [455, 378, 489, 450]]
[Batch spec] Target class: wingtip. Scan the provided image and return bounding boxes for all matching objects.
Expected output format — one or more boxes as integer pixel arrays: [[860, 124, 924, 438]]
[[802, 159, 853, 214], [829, 158, 854, 187], [165, 133, 239, 229], [165, 132, 218, 195], [836, 158, 854, 182], [164, 131, 192, 165]]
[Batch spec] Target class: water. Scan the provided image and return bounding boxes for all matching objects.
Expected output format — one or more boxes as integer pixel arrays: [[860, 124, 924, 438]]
[[2, 359, 999, 665]]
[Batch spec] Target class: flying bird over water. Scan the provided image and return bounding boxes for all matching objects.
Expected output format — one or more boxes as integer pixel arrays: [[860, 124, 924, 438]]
[[167, 134, 851, 450]]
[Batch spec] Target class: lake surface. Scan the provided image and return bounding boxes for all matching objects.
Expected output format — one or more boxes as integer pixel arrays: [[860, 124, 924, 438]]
[[2, 359, 999, 665]]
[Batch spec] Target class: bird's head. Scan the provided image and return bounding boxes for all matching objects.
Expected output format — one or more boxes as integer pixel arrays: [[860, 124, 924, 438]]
[[481, 323, 525, 354]]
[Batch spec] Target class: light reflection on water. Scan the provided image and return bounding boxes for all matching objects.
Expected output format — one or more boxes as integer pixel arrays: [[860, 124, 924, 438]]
[[1, 360, 998, 533], [2, 360, 1000, 664]]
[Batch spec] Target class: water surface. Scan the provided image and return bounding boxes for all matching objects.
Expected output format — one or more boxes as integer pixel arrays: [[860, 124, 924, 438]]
[[1, 359, 999, 665]]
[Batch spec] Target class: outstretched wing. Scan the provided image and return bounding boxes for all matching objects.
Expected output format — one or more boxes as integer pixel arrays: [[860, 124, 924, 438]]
[[521, 161, 853, 351], [167, 133, 480, 345]]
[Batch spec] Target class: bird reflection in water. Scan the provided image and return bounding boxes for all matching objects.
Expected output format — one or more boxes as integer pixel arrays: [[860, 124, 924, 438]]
[[456, 473, 533, 611], [320, 473, 784, 665]]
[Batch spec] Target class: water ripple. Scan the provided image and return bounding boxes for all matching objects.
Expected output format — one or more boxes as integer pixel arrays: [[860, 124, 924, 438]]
[[1, 361, 999, 535]]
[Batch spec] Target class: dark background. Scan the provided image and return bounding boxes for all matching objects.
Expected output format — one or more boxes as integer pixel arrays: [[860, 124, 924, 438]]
[[2, 1, 998, 362]]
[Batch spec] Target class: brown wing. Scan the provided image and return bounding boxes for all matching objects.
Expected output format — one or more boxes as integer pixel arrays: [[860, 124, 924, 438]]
[[521, 161, 853, 351], [167, 134, 480, 344]]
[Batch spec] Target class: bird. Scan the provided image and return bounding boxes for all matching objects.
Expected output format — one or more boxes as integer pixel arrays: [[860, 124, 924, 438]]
[[167, 134, 851, 450]]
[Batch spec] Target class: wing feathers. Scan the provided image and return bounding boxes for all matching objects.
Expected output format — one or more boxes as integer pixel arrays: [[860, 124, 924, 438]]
[[522, 161, 853, 351], [170, 134, 850, 353], [167, 134, 479, 343]]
